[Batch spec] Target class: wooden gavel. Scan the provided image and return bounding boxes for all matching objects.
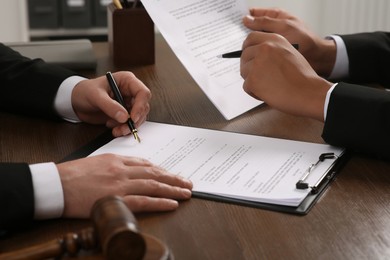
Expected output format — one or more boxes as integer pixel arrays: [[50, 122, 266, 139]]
[[0, 196, 147, 260]]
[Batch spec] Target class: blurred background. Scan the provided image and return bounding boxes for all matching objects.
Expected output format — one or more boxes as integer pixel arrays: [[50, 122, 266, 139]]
[[1, 0, 389, 42]]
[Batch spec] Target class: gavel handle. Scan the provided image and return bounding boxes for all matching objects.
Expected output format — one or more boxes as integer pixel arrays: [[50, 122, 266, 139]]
[[0, 227, 97, 260]]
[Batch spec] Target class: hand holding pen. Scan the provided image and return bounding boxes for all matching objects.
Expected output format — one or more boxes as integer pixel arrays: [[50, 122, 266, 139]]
[[68, 71, 151, 138], [106, 72, 142, 142]]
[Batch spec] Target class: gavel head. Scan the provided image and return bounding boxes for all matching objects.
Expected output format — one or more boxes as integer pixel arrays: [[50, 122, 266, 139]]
[[91, 196, 146, 260]]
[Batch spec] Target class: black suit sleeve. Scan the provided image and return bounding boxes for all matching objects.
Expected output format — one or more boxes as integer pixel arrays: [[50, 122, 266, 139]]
[[0, 163, 35, 231], [0, 43, 75, 119], [322, 82, 390, 159], [340, 31, 390, 86], [322, 32, 390, 159], [0, 44, 76, 232]]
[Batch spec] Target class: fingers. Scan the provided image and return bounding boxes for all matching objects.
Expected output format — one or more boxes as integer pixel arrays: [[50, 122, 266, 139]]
[[243, 14, 281, 33], [93, 71, 150, 123], [108, 108, 148, 137], [111, 154, 193, 193], [121, 155, 155, 167], [128, 88, 151, 126], [241, 31, 282, 71], [72, 71, 151, 127], [94, 90, 130, 123], [115, 156, 193, 201], [122, 196, 179, 212], [242, 31, 292, 54], [122, 179, 192, 199], [240, 46, 255, 79], [122, 164, 193, 190], [243, 8, 290, 31], [118, 157, 193, 212], [242, 31, 269, 49], [59, 154, 194, 217], [84, 71, 150, 136], [249, 8, 290, 19], [108, 72, 151, 136], [243, 8, 298, 39], [112, 123, 132, 137], [114, 155, 193, 189], [240, 32, 267, 80], [112, 71, 151, 125]]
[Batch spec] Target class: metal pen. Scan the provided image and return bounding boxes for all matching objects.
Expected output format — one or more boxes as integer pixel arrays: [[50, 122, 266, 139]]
[[106, 71, 141, 143]]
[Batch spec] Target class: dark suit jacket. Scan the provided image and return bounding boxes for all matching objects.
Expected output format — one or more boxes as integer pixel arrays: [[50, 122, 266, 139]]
[[322, 32, 390, 159], [0, 43, 74, 231]]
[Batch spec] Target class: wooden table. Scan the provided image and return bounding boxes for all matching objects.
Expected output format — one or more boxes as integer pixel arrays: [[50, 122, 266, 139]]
[[1, 35, 389, 260]]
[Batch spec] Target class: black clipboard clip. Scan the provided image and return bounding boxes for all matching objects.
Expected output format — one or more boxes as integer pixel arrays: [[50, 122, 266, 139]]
[[296, 153, 338, 194]]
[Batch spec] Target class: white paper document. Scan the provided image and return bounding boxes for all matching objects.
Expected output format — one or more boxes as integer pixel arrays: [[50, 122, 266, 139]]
[[141, 0, 262, 120], [90, 122, 345, 207]]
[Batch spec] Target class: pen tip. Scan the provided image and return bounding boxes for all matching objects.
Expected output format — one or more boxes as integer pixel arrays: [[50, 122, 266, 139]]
[[216, 54, 223, 58], [134, 132, 141, 143]]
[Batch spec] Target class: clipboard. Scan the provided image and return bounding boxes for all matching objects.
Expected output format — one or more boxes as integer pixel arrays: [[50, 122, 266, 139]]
[[60, 129, 349, 215], [194, 151, 348, 215]]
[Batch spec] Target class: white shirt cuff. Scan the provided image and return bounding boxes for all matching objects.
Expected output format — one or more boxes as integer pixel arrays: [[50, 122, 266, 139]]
[[54, 76, 86, 123], [327, 35, 349, 80], [30, 162, 64, 220], [324, 83, 338, 121]]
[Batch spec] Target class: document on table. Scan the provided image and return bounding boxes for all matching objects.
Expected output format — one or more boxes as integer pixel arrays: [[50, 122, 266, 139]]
[[141, 0, 261, 120], [90, 122, 345, 207]]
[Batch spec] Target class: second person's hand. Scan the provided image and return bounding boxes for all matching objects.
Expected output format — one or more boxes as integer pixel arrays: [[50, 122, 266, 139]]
[[240, 31, 332, 122], [242, 8, 337, 77]]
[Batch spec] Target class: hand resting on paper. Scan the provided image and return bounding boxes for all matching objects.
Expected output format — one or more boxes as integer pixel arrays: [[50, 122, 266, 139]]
[[57, 153, 193, 218]]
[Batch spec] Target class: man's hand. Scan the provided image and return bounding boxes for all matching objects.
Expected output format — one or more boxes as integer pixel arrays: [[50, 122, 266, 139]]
[[57, 154, 193, 218], [71, 71, 151, 137], [243, 8, 337, 77], [240, 31, 332, 122]]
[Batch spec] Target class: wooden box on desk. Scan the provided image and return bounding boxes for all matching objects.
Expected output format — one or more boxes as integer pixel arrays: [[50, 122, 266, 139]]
[[107, 4, 155, 67]]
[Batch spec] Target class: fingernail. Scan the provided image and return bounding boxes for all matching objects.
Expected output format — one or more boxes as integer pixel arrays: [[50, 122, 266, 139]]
[[121, 124, 131, 136], [132, 113, 140, 123], [245, 15, 255, 22], [182, 189, 192, 198], [115, 111, 127, 122], [180, 177, 193, 188], [168, 200, 179, 209]]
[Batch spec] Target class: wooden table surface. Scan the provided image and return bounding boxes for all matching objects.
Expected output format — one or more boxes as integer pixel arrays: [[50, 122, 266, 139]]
[[0, 35, 389, 260]]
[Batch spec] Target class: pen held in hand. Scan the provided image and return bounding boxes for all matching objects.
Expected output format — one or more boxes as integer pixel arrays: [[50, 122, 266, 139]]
[[217, 43, 299, 58], [106, 71, 141, 143]]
